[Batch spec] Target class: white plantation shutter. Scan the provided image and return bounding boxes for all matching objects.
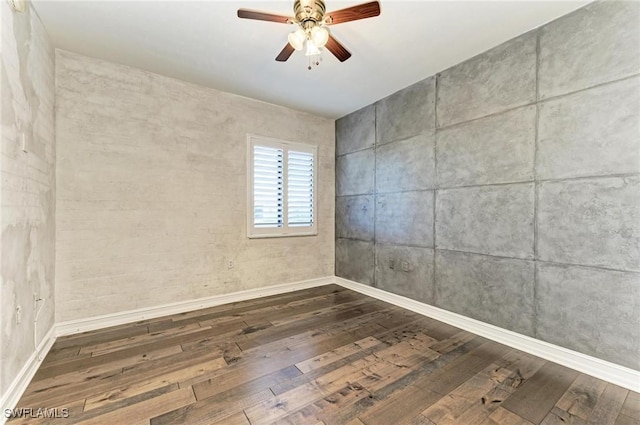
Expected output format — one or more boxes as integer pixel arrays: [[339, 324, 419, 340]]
[[248, 136, 317, 238], [253, 145, 284, 228], [287, 150, 314, 227]]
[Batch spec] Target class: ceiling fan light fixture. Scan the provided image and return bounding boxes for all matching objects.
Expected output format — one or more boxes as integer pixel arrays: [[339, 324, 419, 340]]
[[305, 39, 321, 56], [288, 29, 306, 50], [310, 26, 329, 48]]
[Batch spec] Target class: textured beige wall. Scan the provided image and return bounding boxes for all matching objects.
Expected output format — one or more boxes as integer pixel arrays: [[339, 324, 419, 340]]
[[1, 3, 56, 394], [55, 50, 335, 322]]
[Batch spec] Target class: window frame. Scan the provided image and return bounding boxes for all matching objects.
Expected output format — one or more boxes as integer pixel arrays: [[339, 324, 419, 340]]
[[247, 134, 318, 239]]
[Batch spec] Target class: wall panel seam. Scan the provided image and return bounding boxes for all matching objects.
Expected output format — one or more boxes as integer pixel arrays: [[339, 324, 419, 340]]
[[533, 28, 541, 338], [373, 102, 378, 287], [434, 72, 640, 133]]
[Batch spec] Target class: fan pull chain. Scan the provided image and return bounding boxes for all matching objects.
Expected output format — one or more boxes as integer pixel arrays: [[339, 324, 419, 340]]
[[307, 53, 322, 71]]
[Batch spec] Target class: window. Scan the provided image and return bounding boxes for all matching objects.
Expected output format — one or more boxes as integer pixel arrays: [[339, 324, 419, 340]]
[[247, 135, 317, 238]]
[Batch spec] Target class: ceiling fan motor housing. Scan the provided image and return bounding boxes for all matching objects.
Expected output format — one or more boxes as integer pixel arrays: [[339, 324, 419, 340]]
[[294, 0, 326, 27]]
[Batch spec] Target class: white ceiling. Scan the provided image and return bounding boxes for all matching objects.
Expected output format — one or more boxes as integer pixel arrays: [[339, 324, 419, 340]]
[[32, 0, 590, 119]]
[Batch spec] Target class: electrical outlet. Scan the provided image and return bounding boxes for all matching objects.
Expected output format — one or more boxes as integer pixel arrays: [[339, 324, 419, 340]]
[[16, 306, 22, 325], [227, 259, 235, 269], [401, 261, 410, 272]]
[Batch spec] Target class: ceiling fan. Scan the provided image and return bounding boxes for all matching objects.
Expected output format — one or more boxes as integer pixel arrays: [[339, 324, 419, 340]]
[[237, 0, 381, 67]]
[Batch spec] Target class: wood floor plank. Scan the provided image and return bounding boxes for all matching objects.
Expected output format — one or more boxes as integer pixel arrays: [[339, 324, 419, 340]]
[[81, 384, 180, 423], [83, 356, 226, 411], [159, 366, 301, 424], [193, 365, 302, 401], [238, 302, 389, 349], [421, 361, 520, 423], [363, 389, 443, 425], [34, 324, 239, 381], [539, 374, 608, 424], [177, 326, 250, 353], [39, 345, 82, 366], [150, 388, 272, 425], [74, 386, 196, 425], [358, 340, 508, 425], [417, 340, 514, 396], [203, 291, 366, 330], [149, 312, 243, 333], [237, 314, 389, 362], [541, 407, 587, 425], [294, 337, 381, 373], [178, 322, 387, 398], [244, 364, 372, 424], [501, 361, 579, 424], [168, 366, 301, 424], [246, 333, 440, 425], [118, 342, 229, 379], [271, 383, 371, 425], [28, 345, 183, 392], [80, 322, 208, 356], [270, 334, 388, 396], [618, 390, 640, 421], [425, 351, 546, 425], [408, 414, 438, 425], [176, 286, 351, 328], [211, 411, 251, 425], [480, 407, 536, 425], [586, 384, 627, 425], [53, 322, 151, 351], [614, 414, 638, 425], [266, 297, 370, 327], [428, 330, 476, 354], [142, 286, 347, 335], [10, 384, 187, 425], [19, 345, 223, 408]]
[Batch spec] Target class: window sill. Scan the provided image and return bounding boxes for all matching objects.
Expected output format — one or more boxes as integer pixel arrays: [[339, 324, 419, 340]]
[[248, 231, 318, 239]]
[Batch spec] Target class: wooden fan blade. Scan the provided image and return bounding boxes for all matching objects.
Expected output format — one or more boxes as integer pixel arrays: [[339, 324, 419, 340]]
[[276, 43, 296, 62], [325, 35, 351, 62], [237, 9, 292, 24], [325, 1, 380, 25]]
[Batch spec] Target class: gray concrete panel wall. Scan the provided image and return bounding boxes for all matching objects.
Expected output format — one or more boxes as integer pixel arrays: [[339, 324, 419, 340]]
[[335, 0, 640, 369], [376, 78, 436, 145], [436, 32, 537, 127]]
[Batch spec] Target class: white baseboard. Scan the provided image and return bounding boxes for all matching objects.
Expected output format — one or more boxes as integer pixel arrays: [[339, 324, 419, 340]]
[[334, 276, 640, 392], [56, 276, 334, 337], [0, 326, 56, 424]]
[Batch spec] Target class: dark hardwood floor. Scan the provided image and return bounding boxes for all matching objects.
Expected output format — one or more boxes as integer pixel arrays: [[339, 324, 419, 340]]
[[10, 285, 639, 424]]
